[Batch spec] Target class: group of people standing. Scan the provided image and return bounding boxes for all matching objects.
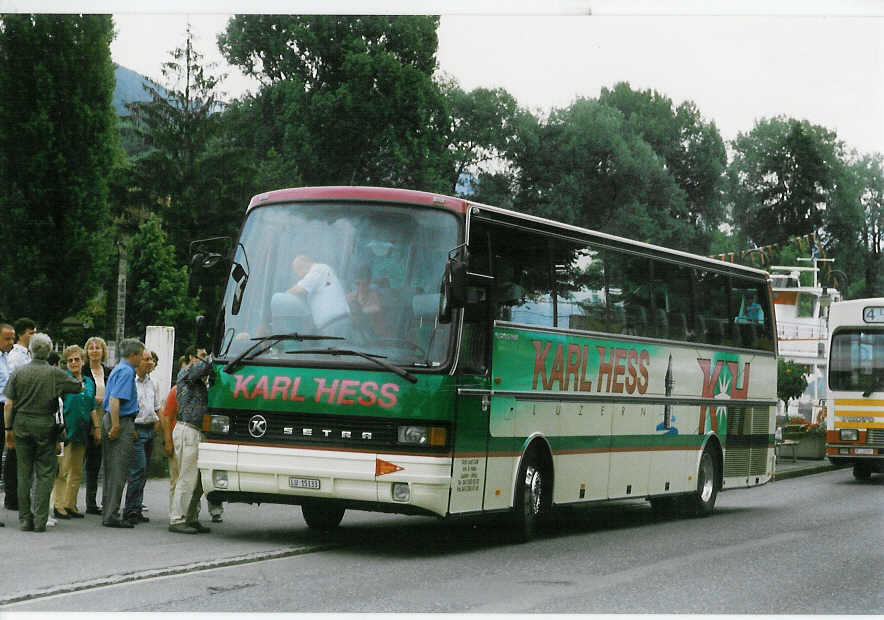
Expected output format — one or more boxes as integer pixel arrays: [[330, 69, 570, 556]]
[[0, 317, 220, 534]]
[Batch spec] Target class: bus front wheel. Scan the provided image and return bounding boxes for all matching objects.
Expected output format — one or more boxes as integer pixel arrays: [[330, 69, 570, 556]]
[[853, 462, 872, 480], [682, 447, 719, 517], [301, 502, 345, 530]]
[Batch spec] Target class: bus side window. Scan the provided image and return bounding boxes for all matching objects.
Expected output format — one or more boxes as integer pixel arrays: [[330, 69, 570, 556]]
[[554, 242, 607, 333], [607, 251, 651, 337], [489, 226, 553, 328]]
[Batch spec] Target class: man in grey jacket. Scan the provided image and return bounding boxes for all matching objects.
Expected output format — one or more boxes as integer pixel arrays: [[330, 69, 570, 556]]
[[3, 333, 82, 531]]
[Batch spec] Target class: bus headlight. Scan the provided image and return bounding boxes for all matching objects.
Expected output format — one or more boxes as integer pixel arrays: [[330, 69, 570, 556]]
[[208, 415, 231, 434], [397, 425, 447, 447], [392, 482, 410, 502], [840, 429, 859, 441]]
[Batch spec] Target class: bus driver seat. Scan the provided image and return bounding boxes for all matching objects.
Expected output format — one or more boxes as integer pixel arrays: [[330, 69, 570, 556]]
[[270, 291, 314, 334]]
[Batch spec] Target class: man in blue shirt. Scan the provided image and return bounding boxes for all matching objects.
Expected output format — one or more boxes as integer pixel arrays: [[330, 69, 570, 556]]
[[0, 323, 14, 527], [101, 338, 145, 528]]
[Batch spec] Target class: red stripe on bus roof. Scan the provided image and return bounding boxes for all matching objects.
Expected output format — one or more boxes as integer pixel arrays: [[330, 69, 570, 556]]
[[247, 186, 470, 214]]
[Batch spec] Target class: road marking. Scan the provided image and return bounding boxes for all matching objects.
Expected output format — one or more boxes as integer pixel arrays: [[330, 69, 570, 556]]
[[0, 542, 341, 607]]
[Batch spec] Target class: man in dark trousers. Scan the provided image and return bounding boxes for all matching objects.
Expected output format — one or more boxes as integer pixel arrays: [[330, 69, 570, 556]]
[[4, 317, 36, 511], [101, 338, 145, 528], [3, 333, 82, 531]]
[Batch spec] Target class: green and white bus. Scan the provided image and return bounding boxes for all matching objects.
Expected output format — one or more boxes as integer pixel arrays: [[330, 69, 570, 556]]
[[198, 186, 778, 539]]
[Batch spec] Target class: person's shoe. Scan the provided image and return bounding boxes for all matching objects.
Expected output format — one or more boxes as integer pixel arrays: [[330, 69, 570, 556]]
[[85, 506, 102, 515], [103, 518, 134, 529], [53, 508, 71, 519], [5, 502, 18, 511], [46, 517, 57, 527], [211, 514, 223, 523], [0, 520, 4, 527], [168, 522, 199, 534], [33, 524, 46, 533], [67, 509, 85, 519], [20, 520, 34, 532], [186, 521, 211, 533]]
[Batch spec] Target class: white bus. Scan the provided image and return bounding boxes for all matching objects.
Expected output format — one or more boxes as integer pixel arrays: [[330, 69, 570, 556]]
[[824, 298, 884, 479], [198, 186, 779, 539]]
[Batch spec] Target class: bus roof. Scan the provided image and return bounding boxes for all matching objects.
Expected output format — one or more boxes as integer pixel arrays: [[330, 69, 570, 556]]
[[247, 186, 471, 214], [247, 186, 769, 279]]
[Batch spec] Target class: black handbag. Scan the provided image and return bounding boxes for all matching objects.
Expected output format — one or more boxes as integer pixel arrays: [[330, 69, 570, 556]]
[[52, 396, 66, 441]]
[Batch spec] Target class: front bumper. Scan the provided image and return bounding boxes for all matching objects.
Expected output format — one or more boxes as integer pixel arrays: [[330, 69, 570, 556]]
[[198, 440, 453, 517]]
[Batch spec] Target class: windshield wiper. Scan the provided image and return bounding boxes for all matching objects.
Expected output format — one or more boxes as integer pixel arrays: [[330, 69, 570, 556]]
[[862, 376, 884, 397], [289, 347, 418, 384], [223, 332, 344, 373]]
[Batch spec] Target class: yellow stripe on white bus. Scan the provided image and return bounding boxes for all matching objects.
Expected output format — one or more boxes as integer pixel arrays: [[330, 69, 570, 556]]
[[834, 421, 884, 429], [834, 410, 884, 418], [834, 399, 884, 407]]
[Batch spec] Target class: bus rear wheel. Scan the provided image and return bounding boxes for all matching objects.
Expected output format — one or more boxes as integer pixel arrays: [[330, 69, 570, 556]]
[[682, 447, 719, 517], [301, 502, 345, 530], [512, 453, 548, 542], [853, 462, 872, 480]]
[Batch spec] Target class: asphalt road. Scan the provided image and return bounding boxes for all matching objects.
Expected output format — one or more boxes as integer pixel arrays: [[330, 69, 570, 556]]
[[1, 467, 881, 613]]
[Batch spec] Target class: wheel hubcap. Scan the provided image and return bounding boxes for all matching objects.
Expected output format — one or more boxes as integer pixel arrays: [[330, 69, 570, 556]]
[[699, 455, 714, 502], [526, 465, 542, 516]]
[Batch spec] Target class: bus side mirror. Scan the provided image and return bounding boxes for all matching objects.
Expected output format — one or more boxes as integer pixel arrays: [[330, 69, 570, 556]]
[[230, 262, 248, 316], [439, 259, 467, 324]]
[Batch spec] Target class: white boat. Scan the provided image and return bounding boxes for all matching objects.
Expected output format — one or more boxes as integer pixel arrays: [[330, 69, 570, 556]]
[[771, 259, 840, 424]]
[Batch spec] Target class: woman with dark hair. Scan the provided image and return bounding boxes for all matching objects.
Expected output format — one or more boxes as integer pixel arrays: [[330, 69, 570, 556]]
[[82, 336, 111, 515]]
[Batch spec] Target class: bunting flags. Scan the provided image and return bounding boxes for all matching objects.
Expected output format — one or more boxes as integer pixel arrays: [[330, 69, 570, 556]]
[[711, 232, 825, 269]]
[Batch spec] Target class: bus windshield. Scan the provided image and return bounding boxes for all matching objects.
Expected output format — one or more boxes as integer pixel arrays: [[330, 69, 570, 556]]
[[830, 328, 884, 392], [217, 201, 458, 368]]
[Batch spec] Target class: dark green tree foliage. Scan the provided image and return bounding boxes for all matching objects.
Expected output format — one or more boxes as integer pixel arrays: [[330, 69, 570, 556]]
[[126, 213, 199, 342], [219, 15, 449, 190], [125, 25, 250, 262], [0, 14, 117, 329], [440, 81, 523, 194], [599, 83, 726, 251], [777, 358, 808, 407], [728, 116, 844, 248], [511, 98, 692, 249]]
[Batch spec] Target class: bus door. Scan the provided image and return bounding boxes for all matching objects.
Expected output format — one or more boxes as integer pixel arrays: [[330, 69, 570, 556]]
[[448, 320, 494, 514]]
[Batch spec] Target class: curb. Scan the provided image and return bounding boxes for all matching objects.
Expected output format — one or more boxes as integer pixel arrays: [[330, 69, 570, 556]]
[[773, 462, 846, 481]]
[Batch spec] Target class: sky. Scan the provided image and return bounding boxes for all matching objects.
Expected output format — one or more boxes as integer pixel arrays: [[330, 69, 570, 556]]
[[102, 4, 883, 157]]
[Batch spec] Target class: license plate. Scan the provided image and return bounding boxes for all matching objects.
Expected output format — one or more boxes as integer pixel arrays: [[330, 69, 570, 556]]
[[854, 448, 874, 455], [289, 477, 320, 490]]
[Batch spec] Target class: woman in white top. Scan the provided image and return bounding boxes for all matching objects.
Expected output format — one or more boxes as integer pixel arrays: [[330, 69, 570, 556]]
[[82, 336, 111, 514]]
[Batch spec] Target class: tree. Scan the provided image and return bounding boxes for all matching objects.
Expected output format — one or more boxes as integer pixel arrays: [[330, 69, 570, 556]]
[[777, 358, 809, 415], [440, 80, 524, 194], [125, 23, 249, 262], [219, 15, 450, 191], [600, 82, 727, 249], [126, 214, 199, 343], [728, 116, 845, 248], [0, 15, 118, 330], [825, 154, 884, 297], [510, 98, 692, 249]]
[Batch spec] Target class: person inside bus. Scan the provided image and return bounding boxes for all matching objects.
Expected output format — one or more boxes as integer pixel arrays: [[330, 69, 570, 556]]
[[285, 254, 352, 340], [745, 294, 764, 324], [347, 264, 382, 338]]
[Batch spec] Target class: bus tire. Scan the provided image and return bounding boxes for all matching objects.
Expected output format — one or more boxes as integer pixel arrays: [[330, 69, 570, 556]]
[[853, 462, 872, 480], [301, 502, 345, 530], [682, 447, 719, 517], [512, 451, 548, 542]]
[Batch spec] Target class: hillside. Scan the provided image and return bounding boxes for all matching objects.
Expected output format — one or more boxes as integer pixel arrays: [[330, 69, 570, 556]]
[[112, 64, 163, 115]]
